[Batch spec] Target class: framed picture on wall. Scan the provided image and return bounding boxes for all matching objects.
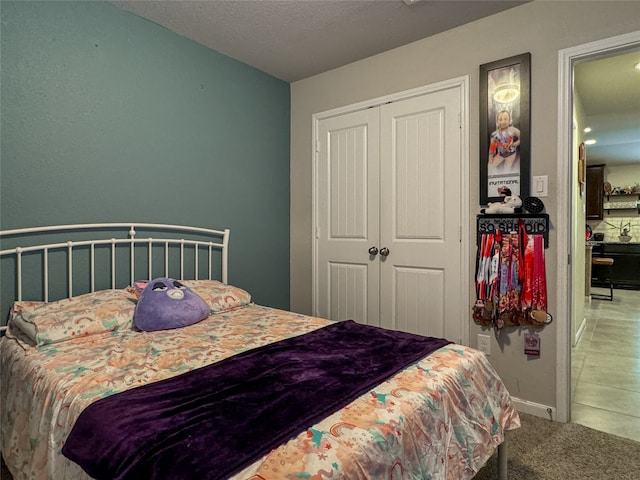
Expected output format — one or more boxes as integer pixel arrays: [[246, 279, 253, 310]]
[[479, 52, 531, 205], [578, 142, 586, 197]]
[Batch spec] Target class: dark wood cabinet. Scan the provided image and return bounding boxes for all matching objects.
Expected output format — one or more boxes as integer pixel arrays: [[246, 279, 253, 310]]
[[586, 164, 605, 220]]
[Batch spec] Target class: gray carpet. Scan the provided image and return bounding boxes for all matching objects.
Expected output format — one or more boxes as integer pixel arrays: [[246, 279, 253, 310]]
[[474, 412, 640, 479], [2, 412, 639, 479]]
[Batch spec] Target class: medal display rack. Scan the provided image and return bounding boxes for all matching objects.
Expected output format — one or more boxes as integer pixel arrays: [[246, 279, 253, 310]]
[[476, 213, 549, 248]]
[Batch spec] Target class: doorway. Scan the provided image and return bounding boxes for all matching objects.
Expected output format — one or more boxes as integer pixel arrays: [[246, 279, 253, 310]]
[[557, 31, 640, 430]]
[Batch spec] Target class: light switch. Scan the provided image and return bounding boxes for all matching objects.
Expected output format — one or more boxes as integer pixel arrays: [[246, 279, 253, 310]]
[[533, 175, 548, 197]]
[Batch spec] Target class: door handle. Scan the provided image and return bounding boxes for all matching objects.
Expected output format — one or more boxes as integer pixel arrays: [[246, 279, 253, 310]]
[[368, 246, 379, 256], [380, 247, 390, 257]]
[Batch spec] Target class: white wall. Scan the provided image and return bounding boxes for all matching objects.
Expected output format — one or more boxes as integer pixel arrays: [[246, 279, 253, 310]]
[[605, 165, 640, 191], [290, 1, 640, 413]]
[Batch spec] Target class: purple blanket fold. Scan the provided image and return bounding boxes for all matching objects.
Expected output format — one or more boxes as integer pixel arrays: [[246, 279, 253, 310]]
[[62, 320, 451, 480]]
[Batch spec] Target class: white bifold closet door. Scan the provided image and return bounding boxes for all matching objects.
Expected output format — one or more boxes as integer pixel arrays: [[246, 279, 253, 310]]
[[316, 85, 463, 342]]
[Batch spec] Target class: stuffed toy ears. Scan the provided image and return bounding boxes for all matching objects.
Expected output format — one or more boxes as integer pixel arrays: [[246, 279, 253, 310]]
[[128, 280, 149, 299]]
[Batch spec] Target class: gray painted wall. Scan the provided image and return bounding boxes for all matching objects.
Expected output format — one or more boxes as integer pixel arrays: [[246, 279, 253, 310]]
[[0, 1, 291, 313]]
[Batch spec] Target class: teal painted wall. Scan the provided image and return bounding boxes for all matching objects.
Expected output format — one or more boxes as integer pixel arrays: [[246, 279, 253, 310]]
[[0, 1, 291, 310]]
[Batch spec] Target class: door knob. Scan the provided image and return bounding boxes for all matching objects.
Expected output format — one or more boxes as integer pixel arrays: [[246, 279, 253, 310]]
[[380, 247, 390, 256], [368, 246, 379, 256]]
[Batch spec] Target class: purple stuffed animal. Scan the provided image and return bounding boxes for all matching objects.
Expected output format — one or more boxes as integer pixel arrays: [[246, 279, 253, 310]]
[[132, 277, 210, 331]]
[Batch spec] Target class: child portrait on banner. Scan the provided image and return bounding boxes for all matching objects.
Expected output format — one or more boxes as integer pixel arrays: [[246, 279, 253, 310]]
[[486, 63, 523, 199]]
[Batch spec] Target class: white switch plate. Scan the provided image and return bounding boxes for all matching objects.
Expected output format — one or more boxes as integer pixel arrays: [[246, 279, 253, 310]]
[[478, 334, 491, 355], [533, 175, 548, 197]]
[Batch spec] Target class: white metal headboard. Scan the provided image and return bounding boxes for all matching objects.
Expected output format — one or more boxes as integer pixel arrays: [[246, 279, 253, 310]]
[[0, 223, 230, 332]]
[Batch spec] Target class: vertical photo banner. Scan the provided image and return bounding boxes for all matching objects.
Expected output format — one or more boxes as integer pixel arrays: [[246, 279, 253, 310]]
[[480, 53, 531, 205]]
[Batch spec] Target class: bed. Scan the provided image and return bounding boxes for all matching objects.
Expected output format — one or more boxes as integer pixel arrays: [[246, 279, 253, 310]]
[[0, 223, 520, 480]]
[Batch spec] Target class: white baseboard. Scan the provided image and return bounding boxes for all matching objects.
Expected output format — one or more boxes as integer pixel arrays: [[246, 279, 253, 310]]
[[574, 317, 587, 347], [511, 397, 556, 421]]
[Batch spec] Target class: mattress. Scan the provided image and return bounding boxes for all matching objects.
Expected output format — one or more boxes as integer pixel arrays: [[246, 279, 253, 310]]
[[1, 290, 519, 480]]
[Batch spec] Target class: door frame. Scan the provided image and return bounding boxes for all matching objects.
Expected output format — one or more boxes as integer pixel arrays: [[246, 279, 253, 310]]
[[556, 30, 640, 423], [311, 76, 470, 345]]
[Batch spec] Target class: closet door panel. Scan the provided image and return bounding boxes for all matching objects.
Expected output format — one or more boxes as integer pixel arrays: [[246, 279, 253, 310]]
[[316, 109, 380, 325], [393, 266, 445, 338], [379, 87, 463, 340], [328, 262, 368, 324], [394, 108, 445, 239], [329, 125, 368, 238]]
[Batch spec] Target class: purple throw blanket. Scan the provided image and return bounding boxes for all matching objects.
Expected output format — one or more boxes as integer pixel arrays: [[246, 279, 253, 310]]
[[62, 320, 451, 480]]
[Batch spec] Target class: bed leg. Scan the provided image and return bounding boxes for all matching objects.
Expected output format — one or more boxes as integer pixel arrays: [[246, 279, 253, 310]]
[[497, 436, 508, 480]]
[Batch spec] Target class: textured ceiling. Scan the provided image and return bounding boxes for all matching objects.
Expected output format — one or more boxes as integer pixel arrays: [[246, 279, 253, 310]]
[[110, 0, 527, 82]]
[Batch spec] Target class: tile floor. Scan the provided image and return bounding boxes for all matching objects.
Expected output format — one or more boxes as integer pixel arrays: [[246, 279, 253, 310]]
[[571, 287, 640, 442]]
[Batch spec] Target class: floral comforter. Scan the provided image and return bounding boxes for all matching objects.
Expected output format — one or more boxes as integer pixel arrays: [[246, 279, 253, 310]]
[[1, 303, 519, 480]]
